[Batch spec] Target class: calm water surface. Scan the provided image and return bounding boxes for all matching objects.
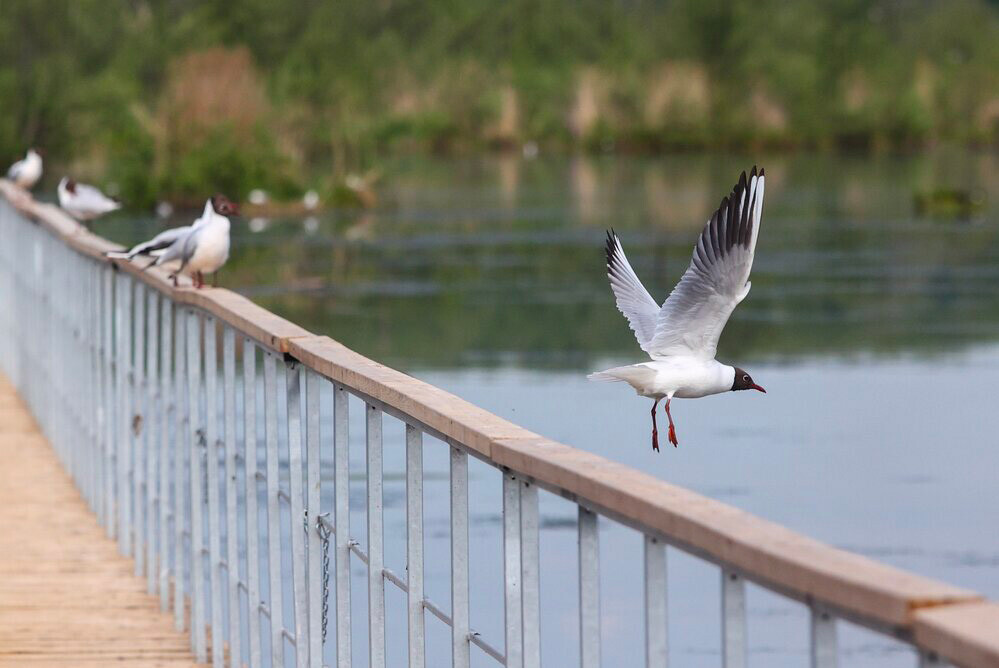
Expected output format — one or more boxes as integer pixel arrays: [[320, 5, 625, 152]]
[[102, 151, 999, 667]]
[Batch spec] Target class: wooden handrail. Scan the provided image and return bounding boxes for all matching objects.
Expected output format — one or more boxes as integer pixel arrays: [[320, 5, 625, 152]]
[[2, 179, 994, 663]]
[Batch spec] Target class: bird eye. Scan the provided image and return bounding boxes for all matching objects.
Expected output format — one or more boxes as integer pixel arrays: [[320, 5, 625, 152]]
[[743, 375, 749, 382]]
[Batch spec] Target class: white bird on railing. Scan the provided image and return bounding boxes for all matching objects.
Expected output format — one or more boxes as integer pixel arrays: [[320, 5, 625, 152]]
[[107, 194, 239, 289], [588, 167, 767, 452], [152, 194, 238, 288], [6, 148, 43, 189], [57, 177, 121, 224]]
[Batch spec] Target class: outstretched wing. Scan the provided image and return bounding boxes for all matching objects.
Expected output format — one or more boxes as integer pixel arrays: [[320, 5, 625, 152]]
[[646, 167, 765, 359], [604, 229, 662, 353]]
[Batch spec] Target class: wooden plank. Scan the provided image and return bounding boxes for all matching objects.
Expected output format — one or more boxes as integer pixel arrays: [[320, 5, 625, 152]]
[[0, 374, 206, 667], [288, 336, 539, 457], [491, 436, 980, 628], [914, 602, 999, 667]]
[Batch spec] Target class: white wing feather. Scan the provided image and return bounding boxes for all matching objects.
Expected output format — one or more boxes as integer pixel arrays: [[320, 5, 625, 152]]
[[603, 230, 662, 352], [646, 167, 765, 359]]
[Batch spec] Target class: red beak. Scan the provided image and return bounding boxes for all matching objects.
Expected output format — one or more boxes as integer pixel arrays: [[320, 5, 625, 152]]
[[751, 384, 766, 393]]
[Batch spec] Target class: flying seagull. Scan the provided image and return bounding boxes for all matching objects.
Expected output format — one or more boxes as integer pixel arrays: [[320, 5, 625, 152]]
[[58, 177, 122, 224], [6, 148, 43, 189], [588, 167, 767, 451], [107, 194, 238, 288]]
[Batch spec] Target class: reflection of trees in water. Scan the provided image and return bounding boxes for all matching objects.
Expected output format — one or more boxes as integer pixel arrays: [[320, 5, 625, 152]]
[[100, 152, 999, 369]]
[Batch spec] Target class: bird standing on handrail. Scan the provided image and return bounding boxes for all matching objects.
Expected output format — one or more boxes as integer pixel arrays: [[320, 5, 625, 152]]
[[589, 167, 767, 451], [107, 194, 239, 288], [6, 148, 43, 190], [58, 177, 122, 225]]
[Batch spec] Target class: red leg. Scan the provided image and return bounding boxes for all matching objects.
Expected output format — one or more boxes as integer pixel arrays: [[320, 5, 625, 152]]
[[196, 271, 204, 289], [664, 398, 678, 447], [650, 398, 661, 452]]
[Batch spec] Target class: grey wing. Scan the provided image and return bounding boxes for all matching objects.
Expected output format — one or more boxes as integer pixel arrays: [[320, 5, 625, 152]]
[[127, 225, 191, 258], [603, 229, 662, 352], [76, 183, 121, 213], [154, 226, 200, 267], [7, 160, 23, 180], [646, 167, 765, 359]]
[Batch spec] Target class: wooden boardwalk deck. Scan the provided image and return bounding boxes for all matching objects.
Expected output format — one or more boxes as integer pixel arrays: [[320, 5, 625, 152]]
[[0, 375, 204, 667]]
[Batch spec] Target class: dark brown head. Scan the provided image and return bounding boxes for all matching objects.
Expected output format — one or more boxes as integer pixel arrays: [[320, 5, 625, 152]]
[[211, 193, 240, 217], [732, 367, 766, 393], [65, 178, 77, 194]]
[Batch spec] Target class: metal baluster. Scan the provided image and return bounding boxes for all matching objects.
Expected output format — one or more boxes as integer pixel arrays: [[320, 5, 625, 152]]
[[243, 340, 263, 668], [810, 606, 837, 668], [205, 318, 224, 668], [286, 363, 309, 668], [721, 570, 747, 668], [503, 474, 523, 668], [146, 288, 159, 594], [578, 507, 601, 668], [450, 447, 470, 668], [263, 352, 285, 668], [333, 384, 351, 668], [159, 298, 173, 612], [366, 404, 386, 668], [644, 536, 668, 668], [222, 327, 242, 668], [521, 481, 541, 668], [103, 266, 115, 540], [406, 425, 425, 668], [305, 372, 323, 666], [133, 282, 145, 576], [188, 311, 207, 662], [116, 273, 132, 555], [174, 308, 188, 630]]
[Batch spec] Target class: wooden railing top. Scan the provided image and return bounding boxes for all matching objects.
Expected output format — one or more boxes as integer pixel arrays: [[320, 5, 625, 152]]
[[2, 180, 994, 662]]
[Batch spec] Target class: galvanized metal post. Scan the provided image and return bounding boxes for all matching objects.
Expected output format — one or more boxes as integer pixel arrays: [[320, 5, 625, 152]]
[[222, 327, 242, 668], [503, 474, 523, 668], [116, 273, 132, 556], [204, 318, 225, 668], [450, 447, 470, 668], [366, 404, 386, 668], [286, 363, 309, 668], [406, 425, 425, 668], [578, 506, 601, 668], [333, 384, 352, 668], [159, 298, 173, 612], [263, 352, 285, 668], [721, 570, 747, 668], [243, 340, 263, 668], [187, 311, 207, 662], [644, 536, 668, 668], [173, 308, 188, 631], [520, 481, 541, 668], [145, 288, 159, 594], [305, 372, 324, 667], [132, 282, 145, 577], [810, 606, 837, 668]]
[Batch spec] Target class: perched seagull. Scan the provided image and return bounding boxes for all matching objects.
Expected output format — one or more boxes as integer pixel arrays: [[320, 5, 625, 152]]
[[6, 148, 43, 189], [58, 177, 122, 224], [588, 167, 767, 451], [152, 194, 238, 288], [107, 194, 238, 288]]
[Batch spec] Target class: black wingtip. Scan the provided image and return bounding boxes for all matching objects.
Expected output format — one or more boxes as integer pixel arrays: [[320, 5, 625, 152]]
[[604, 229, 618, 268]]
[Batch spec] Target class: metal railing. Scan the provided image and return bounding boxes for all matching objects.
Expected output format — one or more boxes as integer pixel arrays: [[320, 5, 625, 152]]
[[1, 182, 996, 668]]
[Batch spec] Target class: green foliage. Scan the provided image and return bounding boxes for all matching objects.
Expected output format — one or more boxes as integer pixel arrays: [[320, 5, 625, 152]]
[[4, 0, 999, 202]]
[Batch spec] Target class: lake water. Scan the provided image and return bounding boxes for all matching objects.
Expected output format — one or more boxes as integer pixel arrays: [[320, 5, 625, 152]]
[[100, 151, 999, 667]]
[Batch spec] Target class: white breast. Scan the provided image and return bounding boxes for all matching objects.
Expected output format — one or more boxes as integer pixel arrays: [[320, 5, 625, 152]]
[[185, 221, 230, 275], [646, 358, 735, 399]]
